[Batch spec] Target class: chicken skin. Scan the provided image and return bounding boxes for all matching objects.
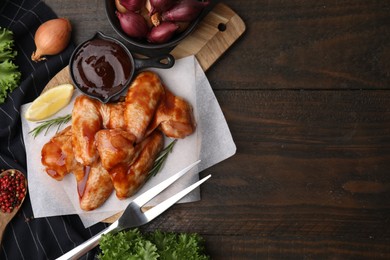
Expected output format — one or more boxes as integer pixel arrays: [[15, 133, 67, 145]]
[[125, 71, 164, 143], [99, 101, 126, 130], [95, 129, 137, 170], [147, 86, 196, 139], [72, 95, 102, 165], [77, 160, 114, 211], [109, 130, 164, 199], [41, 126, 78, 180]]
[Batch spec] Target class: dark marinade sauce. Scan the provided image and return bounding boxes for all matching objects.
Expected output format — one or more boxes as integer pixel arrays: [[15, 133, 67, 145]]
[[72, 38, 132, 100]]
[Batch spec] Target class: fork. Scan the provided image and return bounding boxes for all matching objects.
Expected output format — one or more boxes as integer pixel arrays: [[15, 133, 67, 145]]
[[56, 160, 210, 260]]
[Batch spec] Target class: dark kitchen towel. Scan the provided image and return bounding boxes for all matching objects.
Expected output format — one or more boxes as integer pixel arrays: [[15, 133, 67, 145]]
[[0, 1, 108, 259]]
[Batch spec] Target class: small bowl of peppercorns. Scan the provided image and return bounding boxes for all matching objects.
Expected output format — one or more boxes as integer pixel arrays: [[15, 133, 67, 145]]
[[0, 169, 27, 243], [0, 169, 27, 214]]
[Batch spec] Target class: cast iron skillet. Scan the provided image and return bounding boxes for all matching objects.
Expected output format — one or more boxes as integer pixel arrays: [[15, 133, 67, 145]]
[[104, 0, 210, 56], [69, 31, 174, 103]]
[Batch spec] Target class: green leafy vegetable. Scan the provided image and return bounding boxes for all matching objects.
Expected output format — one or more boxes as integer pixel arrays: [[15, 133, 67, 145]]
[[98, 229, 210, 260], [0, 27, 21, 104]]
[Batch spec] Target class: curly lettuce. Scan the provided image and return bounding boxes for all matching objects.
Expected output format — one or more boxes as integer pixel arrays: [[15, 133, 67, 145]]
[[0, 27, 21, 104], [98, 229, 210, 260]]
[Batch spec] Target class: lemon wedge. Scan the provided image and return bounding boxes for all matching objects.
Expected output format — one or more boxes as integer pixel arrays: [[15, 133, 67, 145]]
[[25, 84, 74, 121]]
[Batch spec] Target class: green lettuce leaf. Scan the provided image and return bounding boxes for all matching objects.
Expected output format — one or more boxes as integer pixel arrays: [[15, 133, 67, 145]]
[[0, 27, 21, 104], [98, 229, 210, 260]]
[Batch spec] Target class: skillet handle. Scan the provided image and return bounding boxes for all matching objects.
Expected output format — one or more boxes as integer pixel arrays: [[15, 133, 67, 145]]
[[134, 54, 175, 70]]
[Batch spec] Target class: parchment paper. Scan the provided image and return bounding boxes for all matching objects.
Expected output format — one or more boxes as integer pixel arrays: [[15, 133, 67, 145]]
[[21, 55, 236, 227]]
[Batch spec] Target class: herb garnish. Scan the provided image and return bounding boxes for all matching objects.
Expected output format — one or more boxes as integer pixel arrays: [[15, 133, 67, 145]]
[[148, 139, 177, 178], [29, 114, 71, 138]]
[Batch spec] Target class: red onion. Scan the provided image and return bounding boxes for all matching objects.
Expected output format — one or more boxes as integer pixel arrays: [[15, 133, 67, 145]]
[[161, 0, 209, 22], [115, 0, 128, 13], [149, 0, 176, 15], [120, 0, 145, 11], [147, 22, 179, 43], [116, 11, 149, 38]]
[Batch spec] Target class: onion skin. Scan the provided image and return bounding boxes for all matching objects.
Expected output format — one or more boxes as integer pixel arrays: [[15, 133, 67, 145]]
[[116, 11, 149, 39], [140, 7, 154, 28], [147, 22, 179, 43], [31, 18, 72, 62], [120, 0, 145, 11], [145, 0, 152, 12], [115, 0, 128, 13], [161, 0, 209, 22]]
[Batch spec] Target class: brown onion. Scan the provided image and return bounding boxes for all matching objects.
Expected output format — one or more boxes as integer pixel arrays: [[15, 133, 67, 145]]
[[120, 0, 145, 11], [147, 22, 179, 43], [161, 0, 209, 22], [116, 11, 149, 38], [31, 18, 72, 62]]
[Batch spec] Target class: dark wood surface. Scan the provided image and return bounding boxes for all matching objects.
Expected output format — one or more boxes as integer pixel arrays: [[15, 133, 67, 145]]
[[43, 0, 390, 259]]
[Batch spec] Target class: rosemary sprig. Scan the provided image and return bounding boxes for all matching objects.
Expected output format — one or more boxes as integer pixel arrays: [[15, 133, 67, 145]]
[[29, 114, 72, 138], [148, 139, 177, 178]]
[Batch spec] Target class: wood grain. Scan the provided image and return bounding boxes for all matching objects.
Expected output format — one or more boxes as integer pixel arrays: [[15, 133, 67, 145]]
[[43, 3, 244, 92], [43, 66, 71, 91], [41, 0, 390, 258], [171, 3, 246, 71], [141, 89, 390, 259]]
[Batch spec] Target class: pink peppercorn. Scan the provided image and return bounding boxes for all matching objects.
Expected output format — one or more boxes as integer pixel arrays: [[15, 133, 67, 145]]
[[0, 169, 27, 213]]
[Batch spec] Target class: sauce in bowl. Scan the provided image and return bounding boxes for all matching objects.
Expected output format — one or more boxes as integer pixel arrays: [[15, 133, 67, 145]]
[[71, 38, 132, 101]]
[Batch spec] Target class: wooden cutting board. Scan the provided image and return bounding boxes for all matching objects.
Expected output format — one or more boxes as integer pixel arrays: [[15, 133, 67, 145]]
[[41, 3, 245, 222], [170, 3, 246, 71], [44, 3, 245, 90]]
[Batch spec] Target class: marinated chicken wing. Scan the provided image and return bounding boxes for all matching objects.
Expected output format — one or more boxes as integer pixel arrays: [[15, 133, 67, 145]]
[[99, 101, 126, 130], [125, 71, 164, 143], [109, 130, 164, 199], [147, 86, 196, 139], [72, 95, 102, 165], [95, 129, 137, 170], [78, 160, 114, 211], [41, 126, 75, 180], [41, 69, 197, 212]]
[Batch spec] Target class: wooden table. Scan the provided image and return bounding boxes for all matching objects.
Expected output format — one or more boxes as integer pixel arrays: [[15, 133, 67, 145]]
[[43, 0, 390, 258]]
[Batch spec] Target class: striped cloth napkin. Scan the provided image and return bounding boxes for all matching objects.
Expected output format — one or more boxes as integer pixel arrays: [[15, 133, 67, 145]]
[[0, 1, 108, 259]]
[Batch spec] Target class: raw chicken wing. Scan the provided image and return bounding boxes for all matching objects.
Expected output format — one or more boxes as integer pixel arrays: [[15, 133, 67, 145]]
[[109, 130, 164, 199], [125, 71, 164, 143], [41, 126, 75, 180], [147, 86, 196, 139], [95, 129, 137, 170], [78, 160, 114, 211], [99, 101, 126, 130], [72, 95, 102, 165]]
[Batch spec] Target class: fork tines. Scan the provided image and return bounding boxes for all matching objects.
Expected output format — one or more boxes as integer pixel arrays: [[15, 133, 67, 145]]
[[129, 160, 211, 223]]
